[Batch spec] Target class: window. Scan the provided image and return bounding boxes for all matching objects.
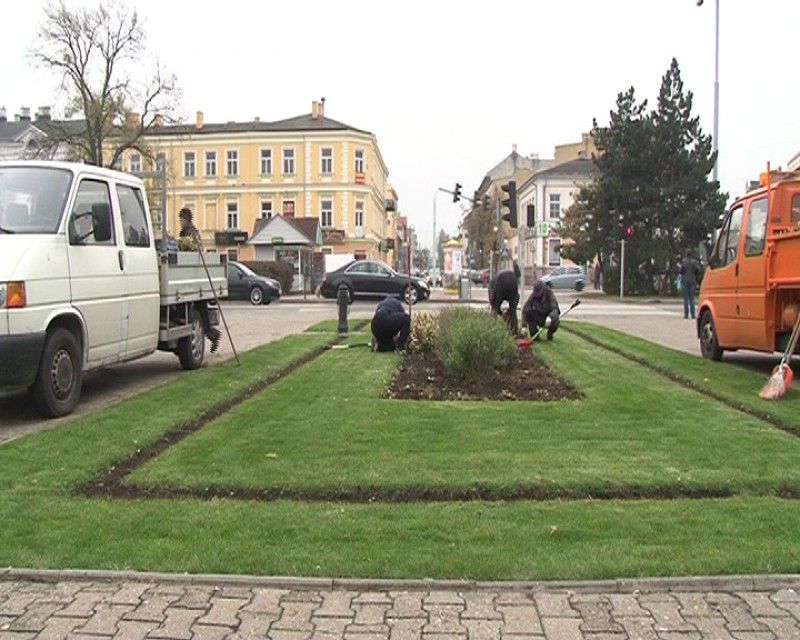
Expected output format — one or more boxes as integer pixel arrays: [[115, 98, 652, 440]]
[[320, 199, 333, 228], [354, 201, 364, 228], [375, 263, 392, 277], [260, 200, 273, 219], [282, 200, 295, 218], [130, 153, 141, 173], [347, 262, 372, 274], [226, 201, 239, 229], [155, 152, 166, 172], [320, 148, 333, 175], [227, 248, 239, 262], [283, 148, 295, 175], [260, 149, 272, 175], [549, 194, 561, 219], [548, 239, 562, 267], [205, 151, 217, 177], [793, 194, 800, 226], [226, 150, 238, 176], [184, 152, 196, 178], [744, 197, 768, 257], [354, 149, 365, 173], [719, 206, 744, 266], [117, 185, 150, 247], [69, 180, 114, 246]]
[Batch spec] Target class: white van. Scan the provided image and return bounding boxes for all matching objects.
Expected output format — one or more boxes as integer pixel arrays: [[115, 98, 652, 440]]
[[0, 161, 227, 417]]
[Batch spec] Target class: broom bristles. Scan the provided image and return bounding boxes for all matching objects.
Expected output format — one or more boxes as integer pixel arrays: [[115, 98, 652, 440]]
[[759, 364, 793, 400]]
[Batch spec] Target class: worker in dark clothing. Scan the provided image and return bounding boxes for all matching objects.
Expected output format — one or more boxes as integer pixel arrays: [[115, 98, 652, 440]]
[[178, 207, 221, 353], [522, 279, 561, 340], [371, 297, 411, 352], [679, 249, 702, 320], [488, 269, 520, 334]]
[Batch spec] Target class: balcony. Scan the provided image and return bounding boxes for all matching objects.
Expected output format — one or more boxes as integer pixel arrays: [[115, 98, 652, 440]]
[[385, 199, 396, 212]]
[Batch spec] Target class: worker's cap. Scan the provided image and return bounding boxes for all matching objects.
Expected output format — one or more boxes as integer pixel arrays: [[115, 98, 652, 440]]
[[533, 280, 546, 297]]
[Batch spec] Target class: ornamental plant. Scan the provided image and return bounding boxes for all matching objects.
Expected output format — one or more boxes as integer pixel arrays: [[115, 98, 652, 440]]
[[435, 308, 517, 378]]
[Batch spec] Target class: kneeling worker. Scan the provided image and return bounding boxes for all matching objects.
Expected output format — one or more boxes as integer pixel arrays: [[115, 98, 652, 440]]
[[522, 279, 561, 340], [371, 297, 411, 352], [488, 269, 520, 334]]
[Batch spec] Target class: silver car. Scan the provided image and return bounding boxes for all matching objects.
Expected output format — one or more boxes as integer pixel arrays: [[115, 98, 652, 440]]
[[542, 266, 586, 291]]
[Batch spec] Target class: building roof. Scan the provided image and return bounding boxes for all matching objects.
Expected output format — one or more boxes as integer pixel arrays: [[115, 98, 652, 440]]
[[533, 158, 593, 180], [0, 121, 35, 142], [146, 113, 371, 137], [249, 215, 321, 247]]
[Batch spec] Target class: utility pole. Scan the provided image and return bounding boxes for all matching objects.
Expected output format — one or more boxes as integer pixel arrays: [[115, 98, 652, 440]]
[[698, 0, 720, 183], [620, 239, 626, 300]]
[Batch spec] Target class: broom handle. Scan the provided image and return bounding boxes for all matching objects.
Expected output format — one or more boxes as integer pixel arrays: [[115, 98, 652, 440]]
[[197, 248, 240, 366], [781, 313, 800, 368], [531, 299, 580, 341]]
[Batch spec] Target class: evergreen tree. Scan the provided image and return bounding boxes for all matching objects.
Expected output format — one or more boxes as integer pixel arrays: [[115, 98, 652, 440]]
[[562, 59, 726, 295]]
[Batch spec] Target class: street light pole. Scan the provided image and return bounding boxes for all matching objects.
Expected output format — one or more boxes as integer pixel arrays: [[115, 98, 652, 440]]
[[699, 0, 720, 183]]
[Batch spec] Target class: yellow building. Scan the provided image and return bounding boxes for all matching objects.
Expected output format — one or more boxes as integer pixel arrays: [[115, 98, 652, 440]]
[[128, 100, 395, 261]]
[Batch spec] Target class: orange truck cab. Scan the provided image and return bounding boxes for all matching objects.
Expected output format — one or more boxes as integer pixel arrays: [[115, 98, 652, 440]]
[[698, 170, 800, 360]]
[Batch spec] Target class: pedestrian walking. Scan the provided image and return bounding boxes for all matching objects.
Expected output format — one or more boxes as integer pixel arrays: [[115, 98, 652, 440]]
[[593, 262, 602, 290], [679, 249, 702, 320]]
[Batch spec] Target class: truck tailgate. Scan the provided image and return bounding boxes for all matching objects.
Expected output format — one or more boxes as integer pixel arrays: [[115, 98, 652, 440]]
[[769, 230, 800, 288], [159, 252, 228, 305]]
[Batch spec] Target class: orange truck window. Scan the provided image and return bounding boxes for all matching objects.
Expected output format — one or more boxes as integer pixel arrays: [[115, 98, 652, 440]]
[[745, 197, 768, 256], [793, 194, 800, 226], [724, 207, 743, 266]]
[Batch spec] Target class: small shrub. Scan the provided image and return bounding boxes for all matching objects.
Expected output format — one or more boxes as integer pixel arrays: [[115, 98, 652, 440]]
[[242, 261, 295, 293], [436, 308, 517, 378], [407, 312, 437, 354]]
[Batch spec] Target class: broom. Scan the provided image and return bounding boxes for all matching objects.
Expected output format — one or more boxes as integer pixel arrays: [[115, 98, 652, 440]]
[[519, 298, 582, 349], [760, 312, 800, 400]]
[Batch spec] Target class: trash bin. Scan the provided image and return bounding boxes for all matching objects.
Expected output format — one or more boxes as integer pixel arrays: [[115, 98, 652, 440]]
[[459, 277, 471, 302]]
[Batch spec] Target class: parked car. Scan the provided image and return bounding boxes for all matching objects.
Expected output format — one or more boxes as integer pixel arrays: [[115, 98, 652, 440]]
[[542, 266, 586, 291], [319, 260, 430, 304], [0, 161, 227, 417], [470, 268, 489, 284], [227, 261, 281, 305]]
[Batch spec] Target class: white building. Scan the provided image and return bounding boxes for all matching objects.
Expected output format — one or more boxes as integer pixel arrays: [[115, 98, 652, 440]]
[[517, 158, 593, 271], [0, 106, 72, 161]]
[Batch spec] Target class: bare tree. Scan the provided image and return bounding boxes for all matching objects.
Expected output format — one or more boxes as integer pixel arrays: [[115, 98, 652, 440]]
[[30, 0, 180, 167]]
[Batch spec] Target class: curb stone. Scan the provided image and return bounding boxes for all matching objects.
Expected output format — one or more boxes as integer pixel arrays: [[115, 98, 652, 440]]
[[1, 569, 797, 594]]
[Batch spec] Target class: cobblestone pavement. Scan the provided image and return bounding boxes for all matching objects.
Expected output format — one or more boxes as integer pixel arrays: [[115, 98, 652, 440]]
[[2, 577, 800, 639]]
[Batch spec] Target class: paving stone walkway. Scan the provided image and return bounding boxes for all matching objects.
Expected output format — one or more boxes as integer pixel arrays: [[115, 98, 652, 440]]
[[2, 577, 800, 639]]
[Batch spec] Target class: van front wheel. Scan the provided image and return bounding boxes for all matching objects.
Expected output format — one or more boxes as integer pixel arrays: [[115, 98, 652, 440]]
[[699, 312, 724, 361], [32, 328, 83, 417]]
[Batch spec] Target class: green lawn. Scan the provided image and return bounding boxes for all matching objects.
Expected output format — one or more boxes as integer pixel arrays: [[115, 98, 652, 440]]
[[127, 329, 800, 497], [1, 324, 800, 579]]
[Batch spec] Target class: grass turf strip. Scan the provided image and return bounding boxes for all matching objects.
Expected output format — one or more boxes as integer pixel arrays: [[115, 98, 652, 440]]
[[563, 321, 800, 434], [2, 329, 800, 578], [125, 329, 800, 499]]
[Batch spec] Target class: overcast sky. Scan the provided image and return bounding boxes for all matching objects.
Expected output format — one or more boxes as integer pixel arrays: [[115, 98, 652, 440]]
[[3, 0, 798, 248]]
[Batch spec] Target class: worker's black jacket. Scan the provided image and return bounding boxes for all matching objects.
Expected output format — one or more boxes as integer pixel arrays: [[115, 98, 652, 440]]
[[522, 286, 560, 324], [371, 297, 410, 352], [488, 270, 519, 310]]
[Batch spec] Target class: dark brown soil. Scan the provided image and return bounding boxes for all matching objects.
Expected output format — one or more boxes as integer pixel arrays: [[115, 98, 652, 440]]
[[384, 349, 581, 402]]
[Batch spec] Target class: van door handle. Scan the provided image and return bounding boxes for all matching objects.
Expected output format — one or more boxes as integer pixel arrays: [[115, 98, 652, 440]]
[[118, 250, 125, 271]]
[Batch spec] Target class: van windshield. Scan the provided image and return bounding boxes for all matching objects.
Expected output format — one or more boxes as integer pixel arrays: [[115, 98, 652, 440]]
[[0, 167, 73, 234]]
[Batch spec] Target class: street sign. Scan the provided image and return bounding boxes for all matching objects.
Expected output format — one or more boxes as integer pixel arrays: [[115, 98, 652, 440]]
[[537, 220, 550, 236], [272, 236, 284, 245]]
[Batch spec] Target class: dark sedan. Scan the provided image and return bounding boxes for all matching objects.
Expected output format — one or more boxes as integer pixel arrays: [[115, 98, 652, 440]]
[[227, 261, 282, 305], [320, 260, 430, 304]]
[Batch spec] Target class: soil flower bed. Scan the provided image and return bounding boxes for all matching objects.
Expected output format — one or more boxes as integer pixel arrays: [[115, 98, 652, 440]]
[[384, 348, 581, 401]]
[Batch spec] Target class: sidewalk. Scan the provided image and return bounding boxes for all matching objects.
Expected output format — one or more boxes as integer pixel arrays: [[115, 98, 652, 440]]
[[1, 571, 798, 639]]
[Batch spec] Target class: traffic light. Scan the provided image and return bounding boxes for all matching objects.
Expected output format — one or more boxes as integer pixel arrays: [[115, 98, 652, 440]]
[[526, 203, 535, 228], [453, 183, 462, 203], [500, 180, 517, 228], [473, 191, 480, 207], [625, 225, 633, 239], [483, 194, 490, 210]]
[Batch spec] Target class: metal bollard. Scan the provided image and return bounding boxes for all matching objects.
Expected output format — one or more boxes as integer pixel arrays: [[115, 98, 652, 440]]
[[337, 283, 349, 334]]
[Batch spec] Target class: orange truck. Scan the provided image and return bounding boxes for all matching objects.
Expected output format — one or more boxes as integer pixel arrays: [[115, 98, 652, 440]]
[[698, 169, 800, 360]]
